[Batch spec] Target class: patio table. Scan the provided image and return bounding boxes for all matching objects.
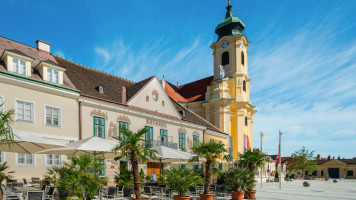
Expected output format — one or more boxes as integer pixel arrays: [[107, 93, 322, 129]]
[[14, 186, 41, 198], [151, 186, 165, 200]]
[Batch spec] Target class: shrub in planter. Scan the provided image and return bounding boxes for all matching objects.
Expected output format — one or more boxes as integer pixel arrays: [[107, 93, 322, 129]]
[[190, 142, 231, 200], [113, 127, 157, 200], [284, 173, 290, 182], [164, 167, 203, 200], [274, 172, 279, 182], [227, 167, 255, 200], [115, 168, 133, 197], [238, 149, 267, 198]]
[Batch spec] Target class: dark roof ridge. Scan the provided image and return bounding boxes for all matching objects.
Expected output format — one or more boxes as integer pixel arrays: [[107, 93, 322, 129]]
[[52, 54, 135, 84], [0, 35, 38, 51], [177, 75, 214, 88]]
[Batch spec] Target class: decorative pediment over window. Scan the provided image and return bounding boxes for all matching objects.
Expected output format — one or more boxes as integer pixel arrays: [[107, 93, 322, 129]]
[[90, 109, 108, 119], [117, 115, 131, 124]]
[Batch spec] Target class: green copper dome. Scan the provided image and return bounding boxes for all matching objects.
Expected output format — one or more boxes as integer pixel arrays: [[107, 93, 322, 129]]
[[215, 3, 245, 41]]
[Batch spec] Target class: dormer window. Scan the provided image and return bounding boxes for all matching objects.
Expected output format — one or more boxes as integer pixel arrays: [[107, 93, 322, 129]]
[[12, 57, 26, 75], [47, 68, 59, 84], [99, 86, 104, 94]]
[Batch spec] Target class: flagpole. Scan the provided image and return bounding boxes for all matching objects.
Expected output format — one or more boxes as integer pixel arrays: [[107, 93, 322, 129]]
[[260, 132, 263, 188], [279, 130, 282, 190]]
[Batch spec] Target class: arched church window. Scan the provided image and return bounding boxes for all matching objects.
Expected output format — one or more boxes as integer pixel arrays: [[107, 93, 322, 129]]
[[243, 80, 246, 92], [245, 117, 248, 126], [241, 51, 245, 65], [222, 51, 229, 66]]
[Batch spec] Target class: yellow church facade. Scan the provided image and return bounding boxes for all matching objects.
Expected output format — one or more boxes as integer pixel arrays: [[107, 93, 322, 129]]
[[164, 2, 256, 159]]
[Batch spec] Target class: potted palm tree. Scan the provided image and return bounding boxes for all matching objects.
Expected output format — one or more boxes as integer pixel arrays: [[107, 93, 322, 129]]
[[115, 168, 134, 197], [163, 167, 203, 200], [113, 127, 157, 200], [227, 167, 256, 200], [190, 142, 231, 200], [238, 149, 267, 199], [0, 162, 15, 200]]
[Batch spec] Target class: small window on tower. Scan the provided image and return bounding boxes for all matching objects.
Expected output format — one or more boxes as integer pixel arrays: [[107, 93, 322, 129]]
[[98, 86, 104, 94], [245, 117, 248, 126], [241, 51, 245, 66], [243, 80, 246, 92], [222, 51, 229, 66]]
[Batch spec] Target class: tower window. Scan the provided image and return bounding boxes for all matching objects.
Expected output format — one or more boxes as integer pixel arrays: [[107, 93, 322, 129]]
[[243, 80, 246, 92], [245, 117, 248, 126], [222, 51, 229, 66], [241, 51, 245, 66]]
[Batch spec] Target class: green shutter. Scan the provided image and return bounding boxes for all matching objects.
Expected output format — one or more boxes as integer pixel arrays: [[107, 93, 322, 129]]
[[119, 121, 129, 141], [98, 159, 105, 176], [93, 117, 105, 139], [179, 132, 186, 150], [145, 126, 153, 148]]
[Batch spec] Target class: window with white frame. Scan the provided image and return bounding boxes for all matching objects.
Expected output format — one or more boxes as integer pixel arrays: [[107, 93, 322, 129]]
[[16, 100, 34, 122], [0, 96, 3, 111], [12, 57, 26, 75], [47, 68, 59, 84], [46, 106, 61, 126], [46, 154, 61, 167], [17, 153, 34, 166], [0, 152, 4, 164]]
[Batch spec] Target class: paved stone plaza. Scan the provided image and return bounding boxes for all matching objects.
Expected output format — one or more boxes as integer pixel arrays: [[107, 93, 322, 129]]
[[255, 179, 356, 200]]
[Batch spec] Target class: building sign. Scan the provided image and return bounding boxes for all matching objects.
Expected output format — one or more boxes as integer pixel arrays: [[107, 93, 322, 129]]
[[146, 118, 167, 129]]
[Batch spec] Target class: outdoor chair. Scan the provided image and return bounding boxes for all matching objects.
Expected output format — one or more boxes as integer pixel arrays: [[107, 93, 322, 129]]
[[214, 185, 228, 199], [188, 186, 199, 199], [44, 187, 55, 200], [116, 185, 124, 199], [31, 177, 41, 187], [102, 187, 118, 200], [27, 190, 44, 200], [143, 186, 160, 199], [1, 184, 21, 200]]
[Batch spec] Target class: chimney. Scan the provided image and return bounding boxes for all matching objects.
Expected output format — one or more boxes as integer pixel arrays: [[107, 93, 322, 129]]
[[338, 155, 340, 160], [327, 155, 331, 161], [122, 86, 126, 104], [317, 154, 321, 160], [332, 156, 335, 160], [36, 40, 50, 53]]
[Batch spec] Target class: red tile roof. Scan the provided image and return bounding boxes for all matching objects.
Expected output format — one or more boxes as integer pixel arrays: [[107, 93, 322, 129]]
[[164, 76, 214, 102]]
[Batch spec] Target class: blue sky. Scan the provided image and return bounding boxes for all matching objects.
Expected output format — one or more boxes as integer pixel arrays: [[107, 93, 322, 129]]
[[2, 0, 356, 158]]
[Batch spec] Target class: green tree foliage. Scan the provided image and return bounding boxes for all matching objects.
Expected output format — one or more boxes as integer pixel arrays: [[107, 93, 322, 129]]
[[227, 167, 256, 193], [287, 146, 317, 178], [114, 167, 133, 189], [238, 149, 268, 173], [163, 167, 203, 197], [113, 127, 157, 199], [190, 142, 231, 194], [0, 105, 15, 144], [45, 154, 107, 200]]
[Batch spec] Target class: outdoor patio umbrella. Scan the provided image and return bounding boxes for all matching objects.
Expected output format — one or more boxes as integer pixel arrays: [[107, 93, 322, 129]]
[[150, 145, 204, 174], [0, 130, 66, 154], [36, 136, 119, 159]]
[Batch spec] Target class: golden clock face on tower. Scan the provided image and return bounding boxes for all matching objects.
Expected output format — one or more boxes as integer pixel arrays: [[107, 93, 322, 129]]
[[221, 40, 229, 48]]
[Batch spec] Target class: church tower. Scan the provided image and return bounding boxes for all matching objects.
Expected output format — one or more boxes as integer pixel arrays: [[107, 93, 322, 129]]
[[203, 1, 256, 158], [163, 0, 256, 160]]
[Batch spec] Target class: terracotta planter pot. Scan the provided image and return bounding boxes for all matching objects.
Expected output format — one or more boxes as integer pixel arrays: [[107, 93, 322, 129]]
[[173, 196, 191, 200], [199, 193, 214, 200], [231, 191, 244, 200], [244, 190, 256, 199], [131, 197, 151, 200]]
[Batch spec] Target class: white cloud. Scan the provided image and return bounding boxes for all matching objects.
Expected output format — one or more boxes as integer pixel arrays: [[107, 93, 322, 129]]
[[250, 8, 356, 158]]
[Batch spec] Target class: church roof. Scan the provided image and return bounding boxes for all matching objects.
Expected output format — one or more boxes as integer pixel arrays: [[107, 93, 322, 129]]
[[164, 76, 214, 102]]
